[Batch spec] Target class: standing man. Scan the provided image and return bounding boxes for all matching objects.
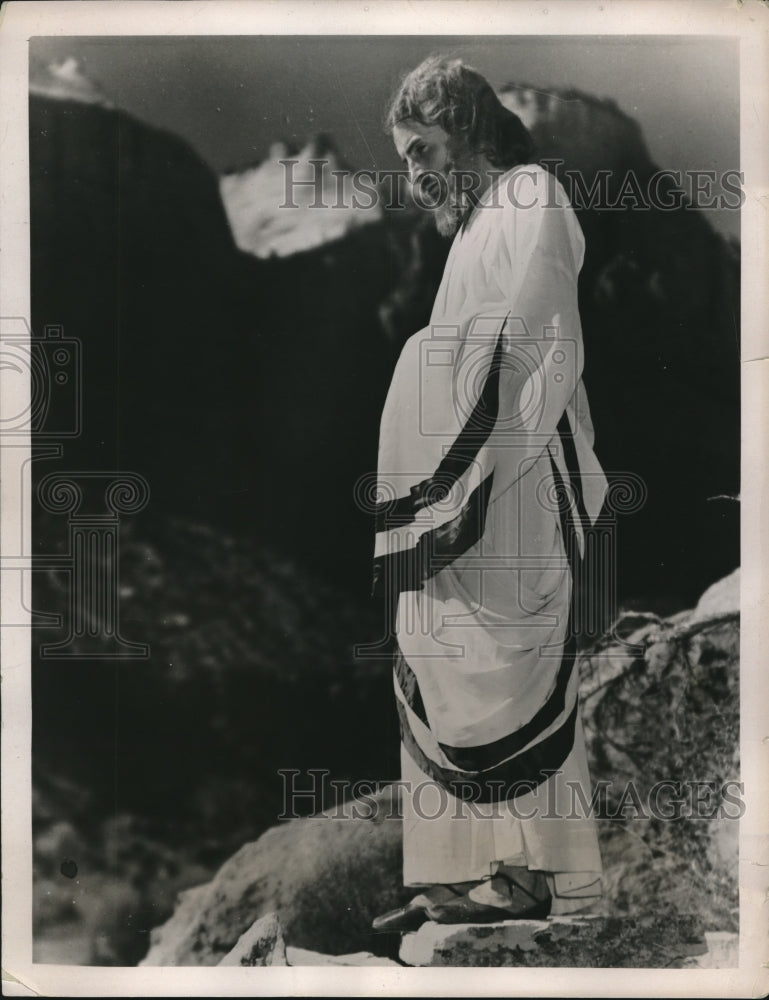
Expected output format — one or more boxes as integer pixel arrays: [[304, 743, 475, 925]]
[[371, 56, 608, 931]]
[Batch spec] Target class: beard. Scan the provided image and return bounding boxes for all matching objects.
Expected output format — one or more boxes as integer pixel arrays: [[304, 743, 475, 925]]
[[433, 198, 468, 237], [429, 154, 478, 237]]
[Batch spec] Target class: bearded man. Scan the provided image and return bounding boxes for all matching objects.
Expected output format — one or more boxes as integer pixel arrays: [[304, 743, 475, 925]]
[[371, 56, 608, 932]]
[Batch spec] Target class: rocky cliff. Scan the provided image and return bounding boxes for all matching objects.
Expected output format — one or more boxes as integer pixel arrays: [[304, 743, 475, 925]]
[[139, 571, 739, 966], [220, 133, 382, 258], [29, 90, 247, 518]]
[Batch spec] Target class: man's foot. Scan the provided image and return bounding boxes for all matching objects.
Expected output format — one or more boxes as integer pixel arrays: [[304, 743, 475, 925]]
[[481, 866, 551, 912], [371, 897, 430, 933], [426, 870, 551, 924], [371, 883, 473, 933], [371, 873, 551, 931]]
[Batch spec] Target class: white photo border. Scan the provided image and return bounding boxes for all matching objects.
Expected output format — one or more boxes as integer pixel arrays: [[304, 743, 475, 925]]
[[1, 1, 767, 996]]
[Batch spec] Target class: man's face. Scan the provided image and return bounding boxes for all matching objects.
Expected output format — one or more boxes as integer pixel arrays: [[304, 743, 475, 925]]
[[393, 120, 477, 237]]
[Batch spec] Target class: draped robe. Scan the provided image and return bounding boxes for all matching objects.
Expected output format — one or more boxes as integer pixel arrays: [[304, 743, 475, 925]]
[[373, 165, 606, 904]]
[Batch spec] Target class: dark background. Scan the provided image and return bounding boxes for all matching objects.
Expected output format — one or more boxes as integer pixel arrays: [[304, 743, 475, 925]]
[[28, 35, 740, 964]]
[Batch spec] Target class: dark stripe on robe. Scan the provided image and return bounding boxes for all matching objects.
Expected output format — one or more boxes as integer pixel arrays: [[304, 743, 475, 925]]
[[556, 411, 590, 537], [437, 626, 575, 771], [395, 432, 585, 796], [394, 624, 577, 771], [397, 696, 580, 804], [372, 469, 495, 603], [556, 412, 609, 638], [394, 647, 428, 728], [374, 331, 504, 532]]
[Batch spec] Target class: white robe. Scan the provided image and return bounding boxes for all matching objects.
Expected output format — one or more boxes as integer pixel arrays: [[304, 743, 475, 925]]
[[374, 165, 605, 906]]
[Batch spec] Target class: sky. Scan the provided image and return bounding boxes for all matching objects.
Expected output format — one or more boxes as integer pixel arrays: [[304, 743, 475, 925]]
[[30, 34, 740, 238]]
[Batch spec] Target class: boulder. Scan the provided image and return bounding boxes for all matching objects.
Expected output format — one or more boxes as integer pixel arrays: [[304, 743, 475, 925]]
[[134, 883, 211, 968], [579, 572, 740, 933], [220, 134, 382, 258], [140, 786, 408, 966], [690, 567, 740, 621]]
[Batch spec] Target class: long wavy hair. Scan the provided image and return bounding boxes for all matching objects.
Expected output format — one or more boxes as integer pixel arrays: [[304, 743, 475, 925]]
[[384, 55, 534, 169]]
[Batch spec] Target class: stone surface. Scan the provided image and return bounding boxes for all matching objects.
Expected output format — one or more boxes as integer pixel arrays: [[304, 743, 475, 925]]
[[578, 575, 740, 934], [30, 55, 112, 107], [685, 931, 739, 969], [217, 912, 286, 967], [286, 947, 400, 967], [691, 567, 740, 621], [220, 135, 382, 258], [400, 914, 709, 968], [140, 786, 409, 965]]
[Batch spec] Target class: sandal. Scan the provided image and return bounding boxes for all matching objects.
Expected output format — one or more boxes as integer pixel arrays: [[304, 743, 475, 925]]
[[371, 884, 468, 933], [427, 872, 551, 924]]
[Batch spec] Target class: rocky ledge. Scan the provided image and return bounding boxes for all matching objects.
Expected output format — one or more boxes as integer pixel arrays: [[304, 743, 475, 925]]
[[140, 570, 740, 969], [217, 910, 737, 969], [399, 914, 734, 969]]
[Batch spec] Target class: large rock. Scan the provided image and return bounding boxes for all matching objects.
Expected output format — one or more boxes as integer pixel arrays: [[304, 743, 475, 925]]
[[580, 569, 740, 932], [220, 134, 382, 258], [30, 55, 112, 107], [400, 914, 707, 968], [140, 786, 408, 966], [690, 567, 740, 621], [28, 90, 249, 518]]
